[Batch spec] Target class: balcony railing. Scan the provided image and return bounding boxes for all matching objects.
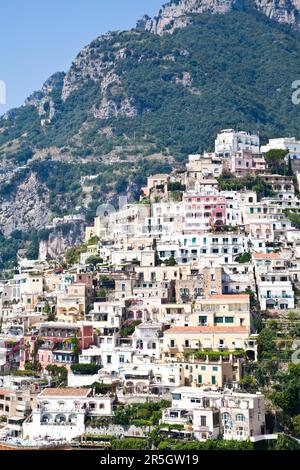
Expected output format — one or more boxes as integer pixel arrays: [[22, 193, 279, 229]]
[[260, 294, 293, 299]]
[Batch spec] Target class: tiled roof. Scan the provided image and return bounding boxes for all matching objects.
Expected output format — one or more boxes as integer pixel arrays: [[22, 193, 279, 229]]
[[164, 326, 248, 334], [39, 388, 90, 397], [253, 253, 280, 259]]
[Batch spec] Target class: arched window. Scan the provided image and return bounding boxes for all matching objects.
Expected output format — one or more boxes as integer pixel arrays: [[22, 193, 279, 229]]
[[222, 412, 231, 421], [55, 414, 66, 424], [41, 414, 52, 424], [236, 414, 245, 422]]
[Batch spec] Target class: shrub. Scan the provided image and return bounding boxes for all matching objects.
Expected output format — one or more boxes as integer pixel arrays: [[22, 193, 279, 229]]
[[71, 363, 100, 375]]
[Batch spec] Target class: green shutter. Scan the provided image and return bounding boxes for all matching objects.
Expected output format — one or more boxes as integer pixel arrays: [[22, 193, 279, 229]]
[[215, 317, 223, 323], [211, 376, 216, 385], [198, 375, 202, 384]]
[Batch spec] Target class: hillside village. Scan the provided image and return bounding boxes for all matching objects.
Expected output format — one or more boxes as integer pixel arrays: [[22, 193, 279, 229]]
[[0, 128, 300, 450]]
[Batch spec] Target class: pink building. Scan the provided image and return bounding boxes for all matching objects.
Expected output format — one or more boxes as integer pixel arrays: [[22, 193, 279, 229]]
[[20, 323, 94, 370], [183, 194, 226, 232], [225, 150, 266, 175]]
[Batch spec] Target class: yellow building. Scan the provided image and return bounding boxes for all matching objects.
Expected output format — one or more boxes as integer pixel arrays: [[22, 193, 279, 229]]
[[179, 358, 242, 387], [192, 294, 251, 330]]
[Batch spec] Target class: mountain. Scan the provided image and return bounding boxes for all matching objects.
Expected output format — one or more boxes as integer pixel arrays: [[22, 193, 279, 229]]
[[138, 0, 300, 35], [1, 0, 300, 263]]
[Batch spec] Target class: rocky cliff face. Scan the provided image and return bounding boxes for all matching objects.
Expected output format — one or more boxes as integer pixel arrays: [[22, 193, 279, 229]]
[[138, 0, 300, 34], [39, 222, 85, 260], [61, 33, 138, 120], [25, 72, 65, 125], [140, 0, 237, 35], [256, 0, 300, 29], [0, 172, 51, 236]]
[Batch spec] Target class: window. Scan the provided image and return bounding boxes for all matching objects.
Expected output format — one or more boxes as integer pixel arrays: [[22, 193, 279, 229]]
[[236, 414, 245, 422], [107, 355, 112, 364], [172, 394, 181, 401], [119, 356, 125, 364], [211, 376, 216, 385], [212, 366, 218, 371], [215, 317, 224, 323], [200, 416, 207, 427], [201, 365, 206, 371], [198, 375, 202, 384], [225, 317, 234, 323]]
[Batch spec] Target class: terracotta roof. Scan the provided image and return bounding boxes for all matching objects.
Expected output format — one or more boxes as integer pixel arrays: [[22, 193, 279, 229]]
[[253, 253, 280, 259], [207, 294, 249, 301], [39, 388, 90, 397], [165, 326, 248, 334]]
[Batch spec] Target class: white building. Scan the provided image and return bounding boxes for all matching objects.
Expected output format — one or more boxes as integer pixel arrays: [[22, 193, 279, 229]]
[[215, 129, 260, 157], [85, 301, 124, 330], [261, 137, 300, 160], [23, 388, 113, 441], [132, 322, 163, 359], [162, 387, 265, 441]]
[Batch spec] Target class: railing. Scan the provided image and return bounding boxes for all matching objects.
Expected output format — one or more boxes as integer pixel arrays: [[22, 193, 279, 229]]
[[41, 421, 77, 426], [260, 294, 293, 299]]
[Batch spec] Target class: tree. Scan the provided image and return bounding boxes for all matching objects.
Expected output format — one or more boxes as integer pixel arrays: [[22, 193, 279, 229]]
[[274, 434, 300, 450], [257, 328, 277, 358], [236, 252, 251, 263], [265, 149, 289, 175], [65, 335, 81, 362], [164, 256, 177, 266], [43, 302, 56, 322], [239, 374, 259, 392], [86, 255, 103, 266], [287, 155, 293, 176], [46, 365, 68, 385], [291, 415, 300, 438]]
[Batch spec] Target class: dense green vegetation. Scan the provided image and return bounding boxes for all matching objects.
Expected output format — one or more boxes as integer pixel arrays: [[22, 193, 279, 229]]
[[157, 438, 254, 450], [119, 320, 142, 337], [113, 400, 171, 426], [0, 228, 51, 270], [71, 363, 101, 375], [218, 172, 274, 199], [239, 316, 300, 434]]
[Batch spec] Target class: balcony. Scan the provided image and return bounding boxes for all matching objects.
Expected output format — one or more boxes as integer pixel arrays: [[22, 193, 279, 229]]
[[162, 409, 192, 425], [260, 294, 293, 299], [183, 343, 200, 350], [167, 344, 178, 350]]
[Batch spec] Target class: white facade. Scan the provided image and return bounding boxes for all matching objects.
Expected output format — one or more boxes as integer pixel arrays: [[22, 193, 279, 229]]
[[23, 388, 113, 441], [162, 387, 265, 441], [215, 129, 260, 157]]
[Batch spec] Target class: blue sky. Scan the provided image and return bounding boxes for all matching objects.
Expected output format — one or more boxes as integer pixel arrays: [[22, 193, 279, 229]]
[[0, 0, 165, 114]]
